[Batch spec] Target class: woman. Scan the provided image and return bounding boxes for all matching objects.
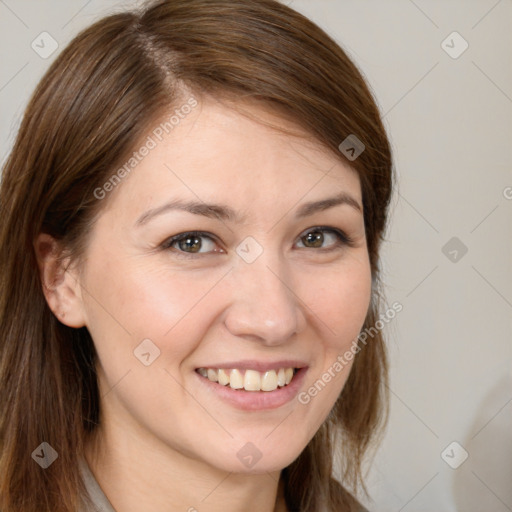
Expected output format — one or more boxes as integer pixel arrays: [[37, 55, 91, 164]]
[[0, 0, 393, 511]]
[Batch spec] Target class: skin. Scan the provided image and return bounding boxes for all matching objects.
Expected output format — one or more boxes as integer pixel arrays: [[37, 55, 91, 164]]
[[35, 96, 372, 512]]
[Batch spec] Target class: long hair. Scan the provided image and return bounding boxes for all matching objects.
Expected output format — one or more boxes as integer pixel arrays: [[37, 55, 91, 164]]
[[0, 1, 394, 510]]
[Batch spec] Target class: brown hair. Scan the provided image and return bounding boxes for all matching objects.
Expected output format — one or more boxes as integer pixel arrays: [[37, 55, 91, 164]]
[[0, 1, 393, 510]]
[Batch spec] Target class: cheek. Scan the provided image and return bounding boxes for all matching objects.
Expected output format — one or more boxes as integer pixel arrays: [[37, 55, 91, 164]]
[[296, 257, 371, 430], [305, 256, 372, 347], [80, 253, 230, 439], [81, 250, 228, 365]]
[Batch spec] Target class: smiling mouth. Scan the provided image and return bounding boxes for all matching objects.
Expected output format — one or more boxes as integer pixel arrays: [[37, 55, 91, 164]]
[[195, 367, 298, 392]]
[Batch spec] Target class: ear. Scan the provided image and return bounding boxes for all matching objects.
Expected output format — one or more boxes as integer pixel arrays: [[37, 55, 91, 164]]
[[34, 233, 87, 328]]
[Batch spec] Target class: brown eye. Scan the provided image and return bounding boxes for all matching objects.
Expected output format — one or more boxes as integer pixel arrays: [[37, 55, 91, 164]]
[[296, 227, 353, 250], [302, 231, 325, 248], [162, 231, 220, 255], [177, 235, 202, 253]]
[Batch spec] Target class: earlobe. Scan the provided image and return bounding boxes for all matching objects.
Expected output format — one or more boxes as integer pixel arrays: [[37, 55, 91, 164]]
[[34, 233, 87, 328]]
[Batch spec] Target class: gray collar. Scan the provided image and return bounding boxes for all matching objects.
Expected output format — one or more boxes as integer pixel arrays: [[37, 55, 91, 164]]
[[78, 456, 116, 512]]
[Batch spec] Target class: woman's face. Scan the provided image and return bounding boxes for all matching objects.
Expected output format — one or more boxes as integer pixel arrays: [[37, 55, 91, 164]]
[[76, 97, 371, 474]]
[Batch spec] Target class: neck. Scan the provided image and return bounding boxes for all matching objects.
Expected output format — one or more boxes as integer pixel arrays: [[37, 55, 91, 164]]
[[84, 422, 288, 512]]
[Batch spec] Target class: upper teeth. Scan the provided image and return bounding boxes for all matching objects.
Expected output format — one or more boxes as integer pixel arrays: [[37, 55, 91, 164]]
[[197, 367, 295, 392]]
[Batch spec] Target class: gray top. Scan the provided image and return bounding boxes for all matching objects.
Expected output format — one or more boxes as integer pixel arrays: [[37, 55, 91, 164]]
[[78, 457, 116, 512], [78, 457, 369, 511]]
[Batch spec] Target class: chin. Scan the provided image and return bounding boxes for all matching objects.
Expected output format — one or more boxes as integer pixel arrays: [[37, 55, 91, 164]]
[[205, 439, 305, 475]]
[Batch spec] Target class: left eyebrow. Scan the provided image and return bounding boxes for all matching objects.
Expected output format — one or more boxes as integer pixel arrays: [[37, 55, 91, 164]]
[[296, 192, 362, 218], [134, 191, 362, 227]]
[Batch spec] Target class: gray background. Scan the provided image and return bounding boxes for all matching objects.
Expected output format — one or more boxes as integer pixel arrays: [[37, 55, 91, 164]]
[[1, 1, 511, 511]]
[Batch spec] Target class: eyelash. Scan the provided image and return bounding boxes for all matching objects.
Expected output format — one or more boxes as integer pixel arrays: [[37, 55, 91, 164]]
[[160, 226, 355, 259]]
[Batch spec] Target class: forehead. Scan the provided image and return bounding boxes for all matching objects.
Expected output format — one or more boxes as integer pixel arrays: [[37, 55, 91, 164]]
[[101, 97, 362, 219]]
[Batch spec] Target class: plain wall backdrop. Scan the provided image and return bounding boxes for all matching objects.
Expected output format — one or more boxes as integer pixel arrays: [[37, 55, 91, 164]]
[[1, 1, 511, 511]]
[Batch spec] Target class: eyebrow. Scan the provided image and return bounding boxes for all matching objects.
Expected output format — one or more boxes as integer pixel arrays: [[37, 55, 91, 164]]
[[135, 192, 362, 227]]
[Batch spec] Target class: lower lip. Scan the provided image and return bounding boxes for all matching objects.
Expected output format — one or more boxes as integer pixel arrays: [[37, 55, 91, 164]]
[[195, 368, 308, 411]]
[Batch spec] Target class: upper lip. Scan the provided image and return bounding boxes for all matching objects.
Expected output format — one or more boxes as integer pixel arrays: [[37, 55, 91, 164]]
[[195, 360, 308, 372]]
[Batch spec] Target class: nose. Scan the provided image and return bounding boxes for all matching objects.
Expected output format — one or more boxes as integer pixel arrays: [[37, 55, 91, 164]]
[[223, 254, 307, 345]]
